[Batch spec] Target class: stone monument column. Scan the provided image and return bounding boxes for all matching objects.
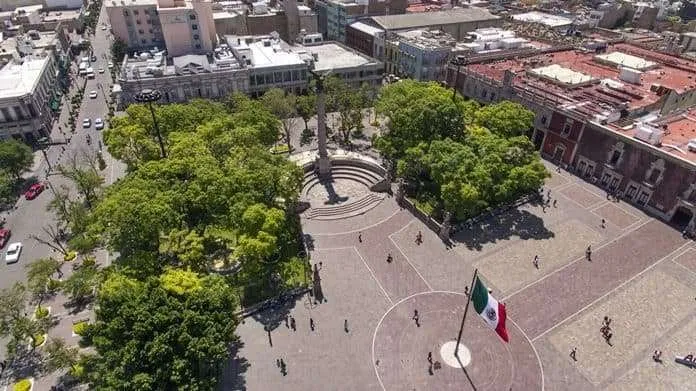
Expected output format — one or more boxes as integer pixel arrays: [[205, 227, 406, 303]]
[[314, 74, 331, 177]]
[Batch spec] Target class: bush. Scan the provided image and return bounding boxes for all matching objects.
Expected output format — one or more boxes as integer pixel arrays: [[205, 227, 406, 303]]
[[82, 256, 96, 268], [64, 251, 77, 262], [47, 278, 61, 291], [70, 364, 85, 379], [12, 379, 31, 391], [370, 120, 380, 127], [73, 321, 89, 336], [35, 306, 49, 319], [32, 334, 45, 347], [270, 145, 292, 154]]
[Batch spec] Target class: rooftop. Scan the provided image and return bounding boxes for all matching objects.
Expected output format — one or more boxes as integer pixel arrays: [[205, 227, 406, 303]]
[[107, 0, 158, 7], [296, 42, 380, 71], [466, 43, 696, 113], [370, 7, 499, 31], [0, 57, 49, 99], [349, 21, 383, 37], [227, 35, 306, 68], [512, 11, 574, 28], [121, 47, 243, 80]]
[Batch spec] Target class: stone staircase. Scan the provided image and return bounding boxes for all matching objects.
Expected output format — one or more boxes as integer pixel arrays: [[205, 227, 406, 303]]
[[302, 165, 384, 197], [304, 192, 386, 220]]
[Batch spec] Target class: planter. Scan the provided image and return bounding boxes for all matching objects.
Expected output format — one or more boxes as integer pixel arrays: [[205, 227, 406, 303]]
[[33, 305, 51, 320], [27, 334, 47, 349], [72, 319, 90, 337], [5, 378, 34, 391]]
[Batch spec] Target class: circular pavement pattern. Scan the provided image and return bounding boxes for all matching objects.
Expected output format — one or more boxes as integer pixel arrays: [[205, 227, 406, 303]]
[[305, 177, 371, 205], [372, 291, 543, 391]]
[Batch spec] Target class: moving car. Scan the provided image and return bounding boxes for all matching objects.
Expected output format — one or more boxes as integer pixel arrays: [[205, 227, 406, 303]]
[[5, 242, 22, 264], [24, 182, 45, 200], [95, 118, 104, 130], [98, 68, 105, 74], [89, 90, 98, 99], [91, 55, 97, 62], [107, 61, 114, 69], [0, 229, 10, 248], [101, 25, 107, 31], [83, 118, 91, 128]]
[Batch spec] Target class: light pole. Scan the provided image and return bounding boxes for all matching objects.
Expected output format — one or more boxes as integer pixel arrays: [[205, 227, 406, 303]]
[[133, 88, 166, 158], [450, 55, 467, 101]]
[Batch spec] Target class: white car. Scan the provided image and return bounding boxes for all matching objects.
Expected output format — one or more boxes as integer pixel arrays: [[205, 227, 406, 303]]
[[5, 242, 22, 264], [89, 90, 98, 99], [83, 118, 91, 128], [101, 25, 107, 30], [95, 118, 104, 130], [107, 61, 114, 69], [98, 68, 105, 74]]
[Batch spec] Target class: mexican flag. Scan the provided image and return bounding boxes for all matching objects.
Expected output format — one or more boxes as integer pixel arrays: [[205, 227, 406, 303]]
[[471, 276, 509, 342]]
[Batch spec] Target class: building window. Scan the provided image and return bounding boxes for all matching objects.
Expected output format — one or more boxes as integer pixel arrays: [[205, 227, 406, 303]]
[[149, 29, 153, 34], [13, 106, 24, 120], [193, 34, 199, 40], [648, 168, 661, 184], [146, 19, 152, 24], [144, 9, 149, 14], [601, 173, 611, 187], [636, 191, 650, 206], [541, 115, 547, 125], [138, 29, 144, 34], [609, 150, 621, 166], [133, 9, 139, 14], [123, 9, 129, 16], [27, 104, 37, 117], [195, 44, 201, 49], [561, 123, 571, 137], [189, 14, 196, 20], [1, 107, 11, 121], [626, 184, 638, 199], [141, 39, 147, 44], [191, 24, 198, 30], [136, 19, 141, 24]]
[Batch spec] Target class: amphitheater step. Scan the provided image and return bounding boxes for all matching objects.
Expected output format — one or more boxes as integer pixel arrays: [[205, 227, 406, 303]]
[[302, 168, 385, 197], [304, 193, 386, 220]]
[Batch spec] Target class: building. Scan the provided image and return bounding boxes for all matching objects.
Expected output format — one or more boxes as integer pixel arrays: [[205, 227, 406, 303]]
[[0, 55, 58, 144], [227, 33, 308, 96], [367, 7, 502, 41], [117, 47, 249, 106], [45, 0, 84, 10], [511, 11, 574, 32], [345, 20, 381, 56], [106, 0, 216, 56], [448, 43, 696, 233], [106, 0, 164, 51], [314, 0, 408, 42], [295, 40, 382, 88], [392, 29, 467, 81], [117, 33, 382, 104]]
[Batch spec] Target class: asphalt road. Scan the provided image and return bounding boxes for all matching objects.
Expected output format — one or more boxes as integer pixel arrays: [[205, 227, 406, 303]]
[[0, 5, 125, 293]]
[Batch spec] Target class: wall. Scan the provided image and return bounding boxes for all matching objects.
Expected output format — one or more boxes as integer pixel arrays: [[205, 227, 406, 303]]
[[345, 24, 374, 56], [159, 8, 194, 57], [247, 13, 288, 41]]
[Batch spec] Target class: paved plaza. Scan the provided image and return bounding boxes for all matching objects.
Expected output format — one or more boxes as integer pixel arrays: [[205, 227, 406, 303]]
[[223, 162, 696, 390]]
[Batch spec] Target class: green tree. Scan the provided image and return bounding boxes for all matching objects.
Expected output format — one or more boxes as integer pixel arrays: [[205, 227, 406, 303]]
[[110, 38, 128, 64], [296, 93, 316, 132], [0, 283, 50, 357], [44, 337, 80, 372], [0, 172, 13, 206], [473, 101, 535, 137], [61, 265, 100, 306], [261, 88, 297, 152], [25, 257, 62, 305], [375, 80, 477, 161], [86, 271, 239, 390], [0, 139, 33, 180]]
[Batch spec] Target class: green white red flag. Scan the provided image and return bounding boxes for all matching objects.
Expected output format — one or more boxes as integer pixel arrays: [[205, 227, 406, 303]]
[[471, 276, 509, 342]]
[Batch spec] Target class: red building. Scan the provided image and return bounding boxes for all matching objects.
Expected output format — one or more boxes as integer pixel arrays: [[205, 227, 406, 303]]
[[448, 42, 696, 232]]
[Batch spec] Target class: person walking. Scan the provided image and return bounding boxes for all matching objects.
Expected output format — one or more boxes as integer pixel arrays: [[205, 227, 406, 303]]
[[310, 318, 315, 331], [412, 310, 420, 327], [416, 231, 423, 245], [586, 245, 592, 261], [290, 317, 296, 331], [570, 347, 577, 361], [427, 352, 433, 363], [533, 256, 539, 269], [358, 232, 362, 243], [344, 319, 349, 333], [386, 253, 393, 263], [601, 218, 606, 228]]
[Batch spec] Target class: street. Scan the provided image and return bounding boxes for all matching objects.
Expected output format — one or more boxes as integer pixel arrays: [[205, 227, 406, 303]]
[[0, 0, 126, 365]]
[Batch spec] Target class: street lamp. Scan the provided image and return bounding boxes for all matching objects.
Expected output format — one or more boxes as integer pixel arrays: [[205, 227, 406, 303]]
[[450, 55, 468, 101], [133, 88, 166, 158]]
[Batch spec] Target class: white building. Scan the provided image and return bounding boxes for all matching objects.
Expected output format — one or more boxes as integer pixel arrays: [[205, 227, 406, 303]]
[[0, 55, 58, 144], [512, 11, 574, 32]]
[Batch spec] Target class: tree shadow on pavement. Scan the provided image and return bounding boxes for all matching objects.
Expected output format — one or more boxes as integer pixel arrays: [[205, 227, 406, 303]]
[[452, 207, 554, 251], [219, 340, 251, 391]]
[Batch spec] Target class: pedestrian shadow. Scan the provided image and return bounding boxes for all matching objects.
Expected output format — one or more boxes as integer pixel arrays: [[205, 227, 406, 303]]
[[452, 208, 555, 251], [218, 340, 251, 391]]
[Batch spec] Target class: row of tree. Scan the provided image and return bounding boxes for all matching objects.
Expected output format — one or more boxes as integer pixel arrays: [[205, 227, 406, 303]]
[[375, 80, 548, 219], [0, 139, 34, 206], [32, 94, 309, 389]]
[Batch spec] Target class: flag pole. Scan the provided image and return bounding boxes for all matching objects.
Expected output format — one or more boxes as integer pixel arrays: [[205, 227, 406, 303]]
[[455, 268, 479, 358]]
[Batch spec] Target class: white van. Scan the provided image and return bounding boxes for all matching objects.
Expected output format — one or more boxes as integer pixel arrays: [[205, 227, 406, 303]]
[[78, 61, 88, 76], [86, 67, 95, 79]]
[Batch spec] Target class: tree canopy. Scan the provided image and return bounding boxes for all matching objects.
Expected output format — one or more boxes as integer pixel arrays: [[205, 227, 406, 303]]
[[85, 270, 239, 390], [0, 139, 34, 180], [376, 81, 548, 219]]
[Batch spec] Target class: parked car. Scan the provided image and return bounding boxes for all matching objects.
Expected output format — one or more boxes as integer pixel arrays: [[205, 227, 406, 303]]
[[95, 118, 104, 130], [98, 68, 105, 74], [24, 182, 45, 200], [0, 229, 10, 248], [5, 242, 22, 264], [89, 90, 98, 99], [107, 61, 114, 69], [83, 118, 91, 128]]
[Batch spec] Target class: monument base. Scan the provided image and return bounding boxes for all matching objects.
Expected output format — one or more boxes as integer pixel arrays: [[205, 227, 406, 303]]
[[316, 156, 332, 177]]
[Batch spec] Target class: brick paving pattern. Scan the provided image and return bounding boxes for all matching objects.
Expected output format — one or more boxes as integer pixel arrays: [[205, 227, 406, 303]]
[[228, 161, 695, 391]]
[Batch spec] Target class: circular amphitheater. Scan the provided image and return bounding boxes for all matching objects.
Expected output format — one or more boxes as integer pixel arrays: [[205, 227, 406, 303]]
[[293, 151, 390, 221]]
